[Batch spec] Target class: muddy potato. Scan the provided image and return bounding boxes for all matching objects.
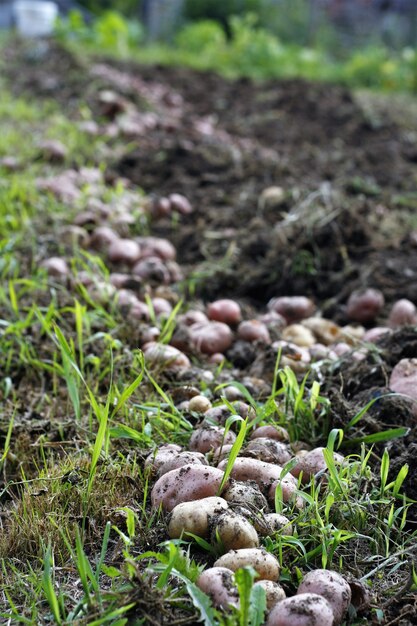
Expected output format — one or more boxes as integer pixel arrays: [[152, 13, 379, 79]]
[[346, 288, 384, 324], [41, 257, 69, 278], [143, 343, 190, 369], [144, 444, 182, 474], [282, 324, 315, 348], [238, 320, 271, 344], [243, 438, 292, 466], [256, 513, 293, 537], [213, 444, 234, 463], [168, 496, 228, 538], [204, 402, 253, 427], [388, 298, 417, 327], [218, 458, 296, 497], [251, 425, 290, 443], [214, 548, 280, 581], [222, 481, 268, 511], [151, 464, 225, 511], [212, 511, 259, 551], [197, 567, 239, 609], [302, 317, 341, 345], [108, 238, 141, 265], [158, 451, 208, 477], [190, 426, 236, 454], [297, 569, 351, 626], [291, 447, 344, 484], [266, 593, 334, 626], [267, 296, 315, 324], [254, 580, 286, 610], [268, 477, 304, 509]]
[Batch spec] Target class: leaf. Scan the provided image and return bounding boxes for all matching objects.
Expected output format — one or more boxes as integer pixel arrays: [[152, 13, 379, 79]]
[[173, 571, 218, 626], [249, 581, 267, 626], [344, 427, 410, 447]]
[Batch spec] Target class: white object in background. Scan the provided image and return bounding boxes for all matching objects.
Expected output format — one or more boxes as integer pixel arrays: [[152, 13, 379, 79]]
[[14, 1, 58, 38]]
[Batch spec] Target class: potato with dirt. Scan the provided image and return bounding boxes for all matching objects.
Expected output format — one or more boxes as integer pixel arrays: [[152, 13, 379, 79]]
[[168, 496, 228, 539], [290, 447, 344, 484], [297, 569, 351, 625], [211, 511, 259, 551], [266, 593, 334, 626], [189, 425, 236, 454], [214, 548, 280, 581], [151, 464, 225, 511], [197, 567, 239, 609]]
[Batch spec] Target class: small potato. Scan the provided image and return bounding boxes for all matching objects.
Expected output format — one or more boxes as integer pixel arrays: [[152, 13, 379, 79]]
[[89, 226, 119, 250], [251, 425, 290, 443], [205, 402, 254, 427], [132, 257, 170, 284], [152, 297, 173, 317], [168, 496, 228, 538], [108, 238, 141, 265], [158, 451, 208, 477], [179, 310, 209, 326], [212, 511, 259, 550], [222, 481, 268, 511], [388, 299, 417, 327], [238, 320, 271, 344], [267, 296, 315, 324], [151, 464, 225, 511], [189, 395, 212, 413], [297, 569, 351, 626], [254, 580, 286, 610], [213, 444, 234, 463], [256, 513, 293, 537], [144, 444, 182, 473], [169, 193, 193, 215], [207, 299, 242, 325], [197, 567, 239, 609], [362, 326, 391, 342], [41, 257, 69, 278], [189, 321, 234, 355], [266, 593, 333, 626], [214, 548, 280, 581], [243, 438, 292, 466], [138, 236, 176, 261], [389, 358, 417, 407], [291, 447, 344, 484], [268, 478, 304, 509], [143, 343, 190, 369], [302, 317, 341, 345], [282, 324, 316, 348], [190, 426, 236, 454], [346, 288, 384, 324]]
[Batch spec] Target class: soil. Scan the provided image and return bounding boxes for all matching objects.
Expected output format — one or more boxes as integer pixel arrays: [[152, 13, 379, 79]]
[[2, 40, 417, 625]]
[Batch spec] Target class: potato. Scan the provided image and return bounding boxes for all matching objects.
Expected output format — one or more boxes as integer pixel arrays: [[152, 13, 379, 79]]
[[346, 288, 384, 324], [297, 569, 351, 625], [168, 496, 228, 539], [213, 444, 234, 463], [158, 451, 208, 477], [251, 425, 290, 443], [188, 395, 212, 413], [266, 593, 334, 626], [268, 478, 304, 509], [388, 298, 417, 327], [151, 464, 225, 511], [207, 299, 242, 325], [222, 481, 268, 511], [254, 580, 286, 610], [152, 297, 173, 317], [132, 257, 170, 284], [282, 324, 316, 348], [169, 193, 193, 215], [145, 444, 182, 473], [291, 447, 344, 484], [88, 226, 118, 250], [389, 358, 417, 407], [138, 236, 176, 261], [189, 426, 236, 454], [143, 343, 190, 369], [179, 310, 209, 326], [362, 326, 391, 343], [267, 296, 315, 323], [258, 186, 286, 211], [108, 238, 141, 265], [212, 511, 259, 550], [214, 548, 280, 581], [238, 320, 271, 343], [189, 321, 234, 355], [218, 458, 295, 495], [243, 438, 292, 466], [256, 513, 293, 537], [41, 257, 69, 278], [197, 567, 239, 609], [302, 317, 341, 345], [204, 402, 253, 427]]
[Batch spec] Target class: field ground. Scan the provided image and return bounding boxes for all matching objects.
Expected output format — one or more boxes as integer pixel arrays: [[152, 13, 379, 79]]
[[1, 38, 417, 625]]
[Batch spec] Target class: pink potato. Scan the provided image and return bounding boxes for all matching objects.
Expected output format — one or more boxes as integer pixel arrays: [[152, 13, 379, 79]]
[[388, 299, 417, 328], [266, 593, 334, 626], [190, 426, 236, 454], [346, 288, 385, 324], [138, 236, 176, 261], [189, 321, 233, 355], [218, 457, 295, 495], [88, 226, 119, 250], [179, 310, 209, 326], [238, 320, 271, 343], [291, 447, 344, 484], [151, 464, 225, 511], [197, 567, 239, 609], [132, 257, 171, 284], [214, 548, 280, 581], [169, 193, 193, 215], [389, 358, 417, 408], [268, 477, 304, 509], [41, 257, 69, 277], [297, 569, 351, 626], [267, 296, 315, 323], [145, 444, 182, 473], [243, 438, 292, 466], [157, 451, 208, 477], [207, 299, 242, 326], [251, 425, 290, 442], [362, 327, 391, 343], [108, 238, 141, 265]]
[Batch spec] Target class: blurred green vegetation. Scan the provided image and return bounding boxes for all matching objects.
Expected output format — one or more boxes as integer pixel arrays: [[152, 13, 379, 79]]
[[55, 9, 417, 93]]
